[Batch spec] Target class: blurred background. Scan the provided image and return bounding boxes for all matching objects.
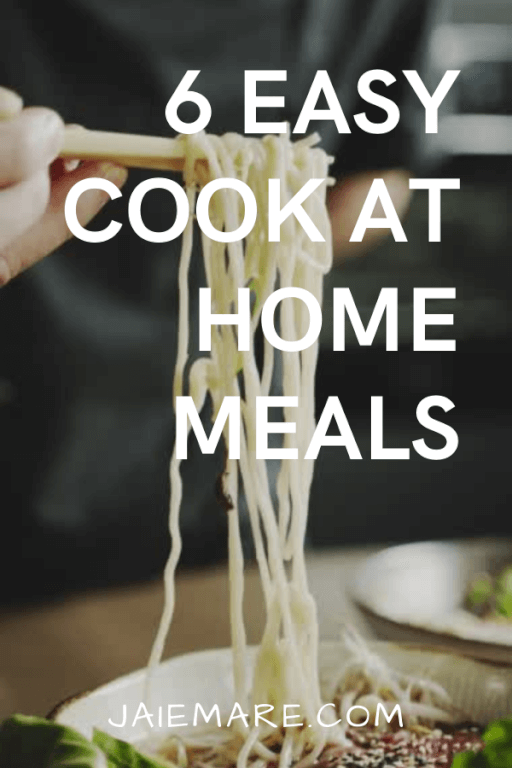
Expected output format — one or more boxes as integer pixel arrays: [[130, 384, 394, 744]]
[[0, 0, 510, 727], [310, 0, 512, 547], [0, 0, 510, 607]]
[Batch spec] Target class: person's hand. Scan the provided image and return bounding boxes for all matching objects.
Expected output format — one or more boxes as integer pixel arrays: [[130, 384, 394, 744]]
[[329, 169, 412, 260], [0, 87, 128, 287]]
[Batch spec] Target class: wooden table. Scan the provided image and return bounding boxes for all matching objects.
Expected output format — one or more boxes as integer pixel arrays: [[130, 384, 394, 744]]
[[0, 546, 379, 722]]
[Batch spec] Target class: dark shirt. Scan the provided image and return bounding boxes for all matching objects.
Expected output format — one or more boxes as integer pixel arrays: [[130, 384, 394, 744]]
[[0, 0, 434, 601]]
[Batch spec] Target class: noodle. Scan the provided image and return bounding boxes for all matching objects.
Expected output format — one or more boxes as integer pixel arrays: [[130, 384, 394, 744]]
[[146, 130, 452, 768], [148, 128, 336, 767]]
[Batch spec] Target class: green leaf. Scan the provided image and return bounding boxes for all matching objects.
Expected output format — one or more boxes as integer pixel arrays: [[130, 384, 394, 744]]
[[495, 593, 512, 619], [0, 715, 102, 768], [451, 717, 512, 768], [497, 567, 512, 596], [479, 720, 512, 768], [483, 720, 512, 746], [451, 752, 478, 768], [482, 746, 512, 768], [466, 577, 493, 609], [93, 730, 168, 768]]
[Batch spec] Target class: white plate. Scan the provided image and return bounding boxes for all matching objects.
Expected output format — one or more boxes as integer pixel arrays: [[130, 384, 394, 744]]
[[51, 641, 512, 747], [351, 539, 512, 664]]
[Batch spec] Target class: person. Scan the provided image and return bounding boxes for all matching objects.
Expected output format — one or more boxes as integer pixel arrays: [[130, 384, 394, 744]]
[[0, 0, 432, 603], [0, 90, 410, 285], [0, 89, 128, 285]]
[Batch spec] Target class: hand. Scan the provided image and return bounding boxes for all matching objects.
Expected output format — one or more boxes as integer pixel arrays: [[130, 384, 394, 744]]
[[0, 87, 128, 287], [329, 169, 412, 261]]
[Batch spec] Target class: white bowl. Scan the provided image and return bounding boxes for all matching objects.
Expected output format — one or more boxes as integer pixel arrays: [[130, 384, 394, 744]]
[[51, 641, 512, 748], [351, 539, 512, 664]]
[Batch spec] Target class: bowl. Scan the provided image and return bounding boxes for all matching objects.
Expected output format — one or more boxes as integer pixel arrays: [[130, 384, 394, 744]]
[[351, 538, 512, 664], [51, 641, 512, 749]]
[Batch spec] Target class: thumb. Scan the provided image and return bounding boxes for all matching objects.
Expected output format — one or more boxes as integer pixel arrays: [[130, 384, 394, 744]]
[[0, 86, 23, 120]]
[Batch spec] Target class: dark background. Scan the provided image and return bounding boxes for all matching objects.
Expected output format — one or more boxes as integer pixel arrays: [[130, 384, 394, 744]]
[[309, 0, 512, 547], [0, 0, 510, 605]]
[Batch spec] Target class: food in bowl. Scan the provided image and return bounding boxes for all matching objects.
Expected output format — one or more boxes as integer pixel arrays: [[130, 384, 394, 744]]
[[3, 639, 510, 768], [465, 566, 512, 621], [149, 636, 483, 768]]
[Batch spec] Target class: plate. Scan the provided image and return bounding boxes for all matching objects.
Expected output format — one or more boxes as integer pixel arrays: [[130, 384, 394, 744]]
[[351, 539, 512, 664]]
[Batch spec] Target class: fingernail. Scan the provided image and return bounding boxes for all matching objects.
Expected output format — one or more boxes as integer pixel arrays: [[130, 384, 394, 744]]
[[31, 108, 65, 159], [64, 159, 81, 172]]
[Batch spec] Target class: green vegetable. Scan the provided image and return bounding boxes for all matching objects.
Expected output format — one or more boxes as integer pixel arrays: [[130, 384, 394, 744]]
[[466, 577, 493, 610], [0, 715, 169, 768], [466, 566, 512, 621], [93, 729, 169, 768], [484, 719, 512, 746], [0, 714, 102, 767], [451, 752, 483, 768], [497, 567, 512, 597], [451, 718, 512, 768], [3, 711, 512, 768], [496, 593, 512, 619]]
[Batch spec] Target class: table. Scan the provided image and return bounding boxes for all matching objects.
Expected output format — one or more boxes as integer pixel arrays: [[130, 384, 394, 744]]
[[0, 546, 379, 722]]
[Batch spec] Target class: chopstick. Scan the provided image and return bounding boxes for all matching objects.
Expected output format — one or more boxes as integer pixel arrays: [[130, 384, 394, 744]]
[[60, 127, 207, 172]]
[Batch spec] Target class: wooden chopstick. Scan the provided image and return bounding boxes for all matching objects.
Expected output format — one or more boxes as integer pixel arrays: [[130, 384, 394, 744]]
[[60, 127, 206, 172]]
